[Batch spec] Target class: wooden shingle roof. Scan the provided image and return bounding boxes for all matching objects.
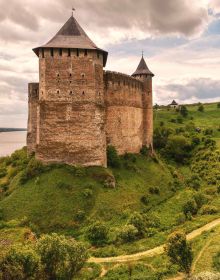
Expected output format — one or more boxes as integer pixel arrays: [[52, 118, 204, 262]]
[[33, 16, 108, 66], [132, 56, 154, 77]]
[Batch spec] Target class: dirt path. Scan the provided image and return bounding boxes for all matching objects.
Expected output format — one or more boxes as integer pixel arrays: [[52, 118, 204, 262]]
[[191, 239, 212, 273], [89, 218, 220, 264]]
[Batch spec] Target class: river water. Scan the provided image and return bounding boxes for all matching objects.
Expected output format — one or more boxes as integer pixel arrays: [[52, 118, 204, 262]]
[[0, 131, 27, 157]]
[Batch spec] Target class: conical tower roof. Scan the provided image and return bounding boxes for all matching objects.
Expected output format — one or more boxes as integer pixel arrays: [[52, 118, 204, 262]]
[[132, 56, 154, 77], [33, 15, 108, 66]]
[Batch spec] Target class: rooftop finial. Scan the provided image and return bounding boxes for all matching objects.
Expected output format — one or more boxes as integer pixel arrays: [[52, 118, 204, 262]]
[[72, 7, 75, 17]]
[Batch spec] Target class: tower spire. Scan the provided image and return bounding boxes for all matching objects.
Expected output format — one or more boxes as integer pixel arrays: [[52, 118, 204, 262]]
[[72, 7, 75, 17]]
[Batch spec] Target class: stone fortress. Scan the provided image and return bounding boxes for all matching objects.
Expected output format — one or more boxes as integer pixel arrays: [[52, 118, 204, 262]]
[[27, 14, 154, 167]]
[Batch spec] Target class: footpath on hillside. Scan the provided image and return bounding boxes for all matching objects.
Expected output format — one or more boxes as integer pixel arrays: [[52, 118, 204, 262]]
[[88, 218, 220, 264]]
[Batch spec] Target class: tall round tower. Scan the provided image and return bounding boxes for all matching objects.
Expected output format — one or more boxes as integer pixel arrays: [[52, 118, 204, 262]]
[[29, 15, 108, 166], [132, 56, 154, 151]]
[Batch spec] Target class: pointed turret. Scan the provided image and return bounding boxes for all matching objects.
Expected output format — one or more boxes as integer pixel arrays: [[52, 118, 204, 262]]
[[33, 15, 108, 66], [132, 56, 154, 77]]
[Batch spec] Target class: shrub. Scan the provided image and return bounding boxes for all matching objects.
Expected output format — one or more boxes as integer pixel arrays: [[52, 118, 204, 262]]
[[140, 145, 149, 156], [128, 212, 146, 237], [87, 222, 109, 246], [153, 127, 173, 149], [107, 146, 121, 168], [0, 245, 41, 280], [20, 158, 43, 184], [200, 205, 218, 215], [141, 195, 150, 205], [0, 167, 7, 178], [176, 213, 186, 225], [83, 188, 93, 198], [149, 186, 160, 195], [192, 136, 200, 146], [37, 233, 87, 279], [205, 187, 217, 195], [117, 225, 138, 243], [187, 175, 201, 191], [123, 153, 137, 162], [183, 199, 198, 217]]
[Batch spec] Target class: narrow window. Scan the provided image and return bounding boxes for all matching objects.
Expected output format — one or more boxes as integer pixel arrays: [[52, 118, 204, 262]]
[[57, 73, 60, 77], [57, 90, 60, 94], [50, 48, 54, 57], [70, 73, 72, 77], [97, 51, 100, 58], [82, 91, 85, 95], [81, 73, 85, 78], [42, 48, 44, 58], [68, 48, 71, 57], [77, 49, 79, 57], [59, 48, 62, 56], [70, 91, 73, 95], [84, 49, 88, 56]]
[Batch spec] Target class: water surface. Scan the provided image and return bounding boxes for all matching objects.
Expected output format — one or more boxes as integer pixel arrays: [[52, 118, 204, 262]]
[[0, 131, 27, 157]]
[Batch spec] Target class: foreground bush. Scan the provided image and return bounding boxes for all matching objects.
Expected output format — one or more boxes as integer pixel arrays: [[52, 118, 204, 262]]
[[37, 233, 87, 280], [0, 245, 41, 280], [166, 231, 193, 275]]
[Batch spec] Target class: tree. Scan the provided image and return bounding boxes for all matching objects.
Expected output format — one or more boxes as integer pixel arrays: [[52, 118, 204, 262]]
[[183, 199, 198, 217], [87, 222, 109, 246], [198, 104, 204, 112], [180, 105, 188, 118], [128, 212, 146, 237], [0, 245, 41, 280], [217, 103, 220, 109], [153, 127, 173, 149], [165, 135, 192, 163], [36, 233, 87, 280], [166, 231, 193, 276]]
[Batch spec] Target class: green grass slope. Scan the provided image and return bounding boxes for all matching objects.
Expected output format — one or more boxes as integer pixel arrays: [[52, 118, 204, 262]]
[[0, 153, 173, 235]]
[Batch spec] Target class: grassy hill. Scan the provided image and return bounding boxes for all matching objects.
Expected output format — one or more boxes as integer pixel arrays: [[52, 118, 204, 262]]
[[0, 102, 220, 279]]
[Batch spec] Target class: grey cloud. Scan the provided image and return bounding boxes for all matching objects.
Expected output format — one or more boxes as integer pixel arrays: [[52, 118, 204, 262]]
[[158, 78, 220, 101]]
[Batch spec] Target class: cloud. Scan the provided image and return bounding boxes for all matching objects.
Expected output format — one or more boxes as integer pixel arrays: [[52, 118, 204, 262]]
[[156, 78, 220, 104]]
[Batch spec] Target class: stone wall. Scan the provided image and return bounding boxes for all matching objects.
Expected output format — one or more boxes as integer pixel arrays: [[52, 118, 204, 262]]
[[104, 71, 146, 155], [27, 83, 39, 154], [35, 48, 107, 166]]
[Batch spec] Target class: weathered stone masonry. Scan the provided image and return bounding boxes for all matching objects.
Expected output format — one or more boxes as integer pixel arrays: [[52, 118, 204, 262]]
[[27, 15, 154, 167]]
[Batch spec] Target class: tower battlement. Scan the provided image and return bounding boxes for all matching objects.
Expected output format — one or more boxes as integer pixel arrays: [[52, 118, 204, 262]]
[[27, 15, 154, 166]]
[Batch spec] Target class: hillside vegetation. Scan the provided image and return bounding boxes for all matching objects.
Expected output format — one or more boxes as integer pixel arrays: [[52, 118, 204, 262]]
[[0, 102, 220, 279]]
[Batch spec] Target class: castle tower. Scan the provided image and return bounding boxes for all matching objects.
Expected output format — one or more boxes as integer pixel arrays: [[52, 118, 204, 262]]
[[132, 56, 154, 150], [28, 15, 108, 166]]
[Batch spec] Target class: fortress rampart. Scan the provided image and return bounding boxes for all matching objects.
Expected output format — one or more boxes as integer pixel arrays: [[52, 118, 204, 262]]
[[27, 15, 154, 167]]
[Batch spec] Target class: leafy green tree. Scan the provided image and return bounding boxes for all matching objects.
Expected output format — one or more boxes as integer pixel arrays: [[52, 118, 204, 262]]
[[87, 222, 109, 246], [180, 105, 188, 117], [166, 231, 193, 276], [165, 135, 192, 163], [0, 245, 41, 280], [198, 104, 204, 112], [37, 233, 87, 280]]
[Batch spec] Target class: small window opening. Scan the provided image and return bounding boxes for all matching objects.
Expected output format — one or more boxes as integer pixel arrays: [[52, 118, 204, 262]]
[[57, 73, 60, 77], [42, 48, 44, 58], [70, 81, 72, 84], [82, 91, 85, 95], [68, 48, 71, 57], [97, 52, 100, 58], [81, 73, 85, 78], [70, 73, 72, 77], [118, 81, 120, 86], [84, 49, 88, 56], [50, 48, 54, 57], [77, 49, 79, 57], [70, 91, 73, 95], [59, 48, 62, 56], [57, 90, 60, 94]]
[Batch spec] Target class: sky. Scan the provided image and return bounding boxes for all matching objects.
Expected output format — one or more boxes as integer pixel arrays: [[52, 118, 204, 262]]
[[0, 0, 220, 127]]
